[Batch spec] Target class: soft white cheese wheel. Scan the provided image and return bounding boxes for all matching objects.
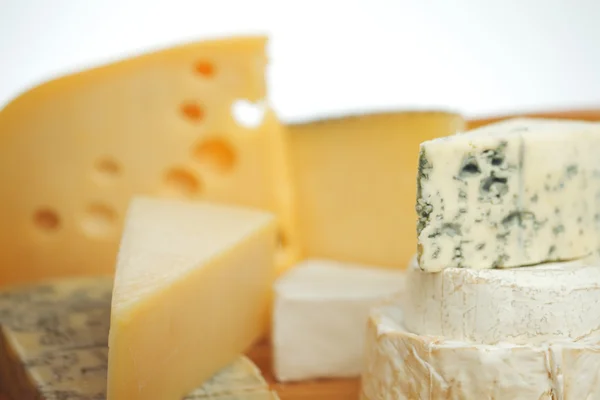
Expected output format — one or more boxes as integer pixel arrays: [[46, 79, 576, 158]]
[[361, 304, 600, 400], [404, 256, 600, 344], [272, 259, 405, 382]]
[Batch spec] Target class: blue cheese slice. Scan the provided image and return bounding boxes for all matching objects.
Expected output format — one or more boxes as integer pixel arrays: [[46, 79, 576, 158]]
[[417, 117, 600, 271], [0, 277, 278, 400]]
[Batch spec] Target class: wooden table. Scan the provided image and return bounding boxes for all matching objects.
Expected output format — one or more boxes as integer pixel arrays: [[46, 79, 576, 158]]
[[246, 339, 360, 400], [466, 107, 600, 128]]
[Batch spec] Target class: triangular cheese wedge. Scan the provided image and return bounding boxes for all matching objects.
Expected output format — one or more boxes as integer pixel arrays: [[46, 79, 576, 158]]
[[107, 197, 275, 400]]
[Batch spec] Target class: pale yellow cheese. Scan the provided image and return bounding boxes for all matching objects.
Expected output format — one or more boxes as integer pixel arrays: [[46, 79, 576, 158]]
[[285, 111, 465, 269], [0, 276, 278, 400], [107, 197, 276, 400], [0, 35, 296, 287]]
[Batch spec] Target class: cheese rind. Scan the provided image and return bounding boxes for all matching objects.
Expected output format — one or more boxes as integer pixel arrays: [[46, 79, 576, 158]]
[[272, 259, 405, 382], [0, 36, 295, 287], [286, 111, 465, 269], [362, 304, 600, 400], [404, 256, 600, 344], [417, 118, 600, 271], [108, 198, 276, 400], [0, 277, 278, 399]]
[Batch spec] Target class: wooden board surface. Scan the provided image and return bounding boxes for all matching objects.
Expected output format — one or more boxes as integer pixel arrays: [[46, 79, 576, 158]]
[[466, 107, 600, 129], [247, 339, 360, 400]]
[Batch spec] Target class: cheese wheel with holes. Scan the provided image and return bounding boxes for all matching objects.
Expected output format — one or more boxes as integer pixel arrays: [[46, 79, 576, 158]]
[[404, 255, 600, 344], [361, 304, 600, 400], [0, 35, 297, 287]]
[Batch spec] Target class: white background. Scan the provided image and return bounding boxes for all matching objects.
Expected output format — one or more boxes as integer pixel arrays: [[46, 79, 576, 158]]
[[1, 0, 600, 122]]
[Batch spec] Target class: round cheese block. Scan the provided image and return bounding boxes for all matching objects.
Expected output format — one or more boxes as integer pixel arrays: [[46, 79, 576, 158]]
[[361, 304, 600, 400], [404, 256, 600, 344]]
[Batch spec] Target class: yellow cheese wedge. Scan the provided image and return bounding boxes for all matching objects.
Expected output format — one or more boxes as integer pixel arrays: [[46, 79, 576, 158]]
[[0, 276, 278, 400], [107, 197, 275, 400], [0, 35, 295, 287], [285, 111, 466, 269]]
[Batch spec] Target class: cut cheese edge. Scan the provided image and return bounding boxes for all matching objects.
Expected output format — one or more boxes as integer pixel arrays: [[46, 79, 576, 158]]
[[0, 35, 297, 287], [404, 254, 600, 344], [272, 259, 406, 382], [285, 111, 465, 269], [108, 197, 276, 400], [0, 276, 278, 399], [362, 304, 600, 400], [185, 357, 280, 399], [417, 117, 600, 271], [274, 259, 406, 300]]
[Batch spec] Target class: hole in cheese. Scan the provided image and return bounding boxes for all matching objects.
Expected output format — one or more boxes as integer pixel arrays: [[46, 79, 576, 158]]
[[277, 230, 288, 249], [193, 138, 236, 172], [94, 157, 121, 182], [181, 102, 205, 122], [194, 61, 215, 77], [82, 203, 117, 237], [33, 208, 60, 232], [231, 99, 265, 129], [164, 167, 201, 197]]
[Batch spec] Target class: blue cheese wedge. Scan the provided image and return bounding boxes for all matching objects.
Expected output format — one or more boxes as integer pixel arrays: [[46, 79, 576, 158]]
[[417, 118, 600, 271]]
